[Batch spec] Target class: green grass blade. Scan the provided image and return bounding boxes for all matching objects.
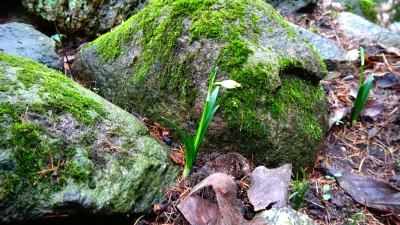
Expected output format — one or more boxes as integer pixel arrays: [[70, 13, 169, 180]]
[[351, 73, 374, 126]]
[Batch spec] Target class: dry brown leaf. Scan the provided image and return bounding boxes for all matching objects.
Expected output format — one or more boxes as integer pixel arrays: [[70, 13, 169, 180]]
[[331, 170, 400, 214], [360, 100, 385, 121], [170, 151, 184, 165], [177, 173, 269, 225], [248, 164, 292, 210], [328, 107, 351, 129]]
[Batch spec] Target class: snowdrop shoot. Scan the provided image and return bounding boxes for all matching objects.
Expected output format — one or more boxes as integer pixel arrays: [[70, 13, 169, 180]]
[[164, 67, 241, 180]]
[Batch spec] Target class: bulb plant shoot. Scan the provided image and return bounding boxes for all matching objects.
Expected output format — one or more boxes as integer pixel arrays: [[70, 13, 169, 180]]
[[164, 67, 241, 180]]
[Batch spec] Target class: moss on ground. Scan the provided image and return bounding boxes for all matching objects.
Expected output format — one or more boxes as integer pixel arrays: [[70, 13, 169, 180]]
[[360, 0, 378, 23]]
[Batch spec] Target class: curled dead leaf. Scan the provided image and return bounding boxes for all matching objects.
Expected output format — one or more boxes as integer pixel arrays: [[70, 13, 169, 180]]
[[170, 151, 185, 165]]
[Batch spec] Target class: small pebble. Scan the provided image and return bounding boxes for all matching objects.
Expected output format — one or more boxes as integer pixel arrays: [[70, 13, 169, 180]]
[[342, 75, 354, 81]]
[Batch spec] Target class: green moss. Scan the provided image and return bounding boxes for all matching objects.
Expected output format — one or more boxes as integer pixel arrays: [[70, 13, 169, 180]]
[[217, 39, 253, 70], [220, 74, 324, 140], [0, 52, 106, 124], [0, 53, 98, 196], [360, 0, 378, 23]]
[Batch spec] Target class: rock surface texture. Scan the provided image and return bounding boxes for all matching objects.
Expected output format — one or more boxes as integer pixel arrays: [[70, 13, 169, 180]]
[[336, 12, 400, 48], [336, 0, 378, 23], [264, 0, 317, 12], [22, 0, 146, 38], [256, 207, 317, 225], [0, 52, 178, 222], [74, 0, 329, 170], [0, 22, 61, 70], [389, 22, 400, 35], [290, 23, 348, 61]]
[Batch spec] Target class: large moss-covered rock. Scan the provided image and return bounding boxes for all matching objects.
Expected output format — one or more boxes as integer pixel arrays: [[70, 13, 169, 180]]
[[73, 0, 328, 170], [22, 0, 145, 38], [0, 52, 179, 222]]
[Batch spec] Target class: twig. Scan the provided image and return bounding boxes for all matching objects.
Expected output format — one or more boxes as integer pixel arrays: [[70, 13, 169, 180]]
[[53, 21, 74, 78]]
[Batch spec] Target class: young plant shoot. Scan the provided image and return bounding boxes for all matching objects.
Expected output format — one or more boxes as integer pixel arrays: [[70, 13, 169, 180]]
[[164, 67, 241, 180], [351, 46, 374, 126]]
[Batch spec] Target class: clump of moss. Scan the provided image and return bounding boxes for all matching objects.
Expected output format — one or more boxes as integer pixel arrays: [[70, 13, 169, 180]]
[[0, 52, 106, 124], [360, 0, 378, 23], [0, 52, 99, 196], [91, 0, 300, 95], [0, 102, 92, 196]]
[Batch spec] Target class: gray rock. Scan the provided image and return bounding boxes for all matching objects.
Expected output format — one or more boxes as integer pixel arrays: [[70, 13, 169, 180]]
[[255, 207, 317, 225], [335, 0, 378, 23], [336, 12, 400, 47], [22, 0, 146, 38], [73, 0, 328, 170], [389, 22, 400, 35], [290, 22, 348, 61], [264, 0, 317, 12], [0, 52, 179, 222], [0, 22, 61, 70]]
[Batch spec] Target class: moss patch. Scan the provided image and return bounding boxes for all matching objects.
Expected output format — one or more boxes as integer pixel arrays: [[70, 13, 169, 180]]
[[0, 102, 92, 196], [91, 0, 300, 102], [0, 52, 106, 124], [360, 0, 378, 23]]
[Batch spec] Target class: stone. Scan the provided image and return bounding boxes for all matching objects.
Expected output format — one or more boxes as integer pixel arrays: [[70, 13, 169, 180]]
[[263, 0, 317, 12], [336, 12, 400, 48], [0, 22, 61, 70], [289, 22, 348, 61], [335, 0, 378, 23], [22, 0, 146, 39], [73, 0, 329, 170], [0, 52, 179, 222], [255, 207, 317, 225], [389, 22, 400, 35]]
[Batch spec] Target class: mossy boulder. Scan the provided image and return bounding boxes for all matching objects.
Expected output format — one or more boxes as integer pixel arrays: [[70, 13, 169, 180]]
[[22, 0, 145, 38], [0, 52, 179, 222], [73, 0, 329, 170]]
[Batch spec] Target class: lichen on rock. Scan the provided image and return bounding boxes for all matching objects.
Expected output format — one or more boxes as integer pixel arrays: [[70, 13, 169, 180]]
[[74, 0, 328, 170], [0, 51, 179, 222]]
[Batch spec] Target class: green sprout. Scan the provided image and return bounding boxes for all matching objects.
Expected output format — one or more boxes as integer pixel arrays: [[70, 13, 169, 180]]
[[351, 46, 374, 126], [289, 168, 312, 211], [163, 67, 240, 180], [51, 34, 67, 46]]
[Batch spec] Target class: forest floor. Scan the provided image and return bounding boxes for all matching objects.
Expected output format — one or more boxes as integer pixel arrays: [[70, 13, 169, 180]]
[[10, 0, 397, 224]]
